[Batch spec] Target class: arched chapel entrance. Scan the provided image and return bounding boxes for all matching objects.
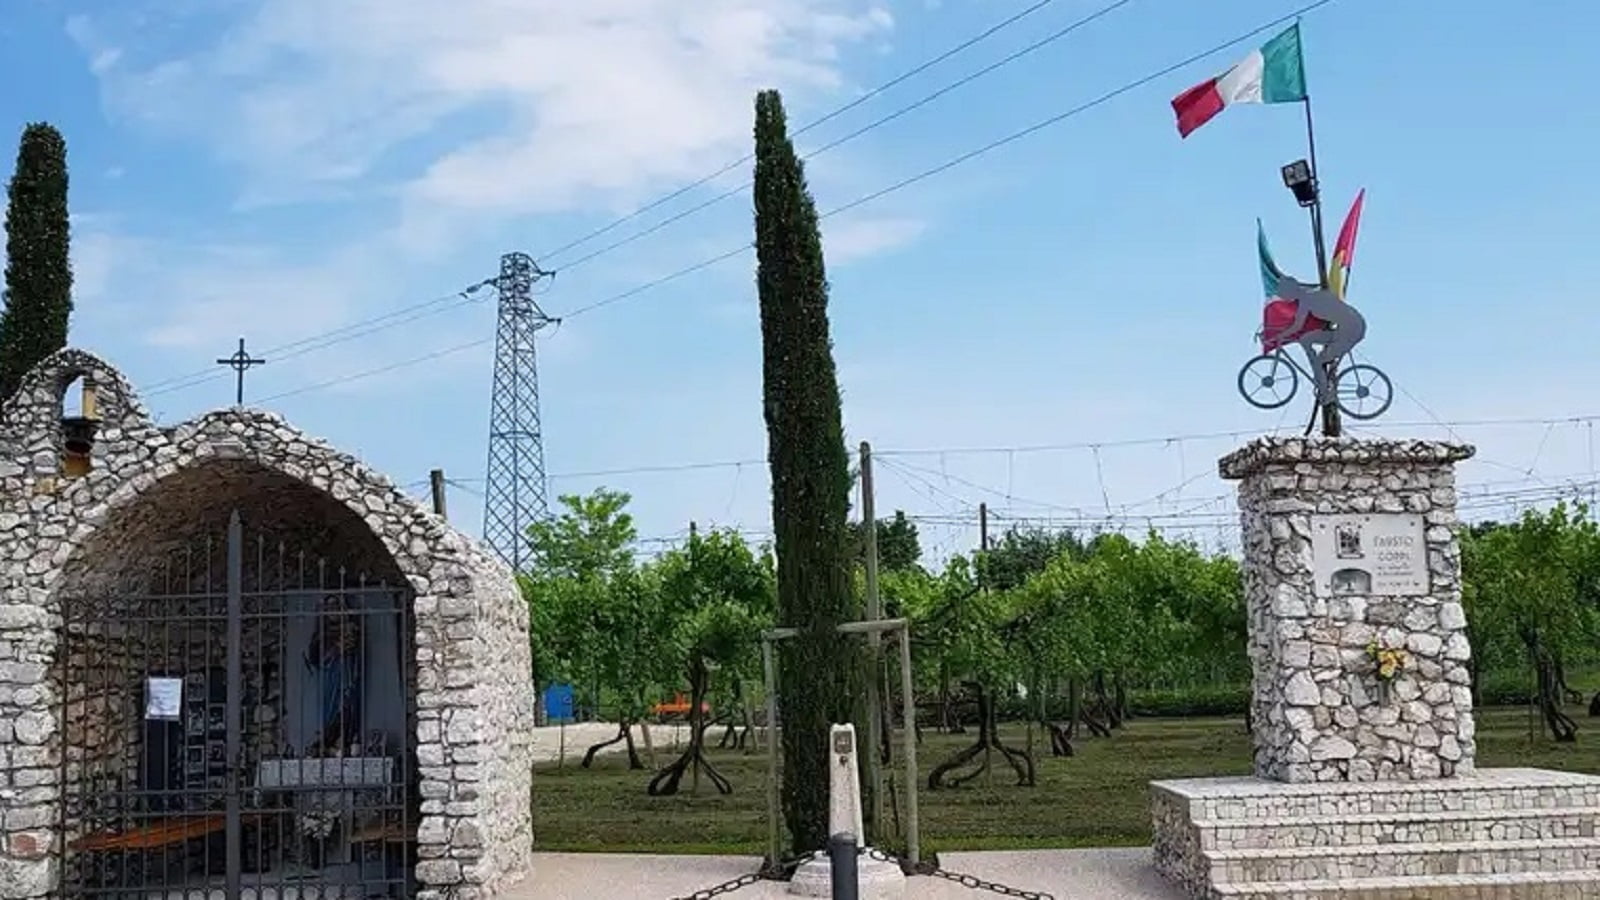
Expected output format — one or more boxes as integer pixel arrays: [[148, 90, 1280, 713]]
[[55, 462, 420, 898], [0, 349, 534, 900]]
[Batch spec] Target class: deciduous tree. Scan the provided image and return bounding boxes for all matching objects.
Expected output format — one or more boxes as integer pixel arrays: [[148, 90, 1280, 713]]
[[523, 489, 665, 765], [646, 528, 774, 795], [850, 510, 922, 572], [1463, 505, 1600, 741]]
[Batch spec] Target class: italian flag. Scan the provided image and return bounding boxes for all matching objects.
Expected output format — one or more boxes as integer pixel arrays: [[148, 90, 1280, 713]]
[[1171, 24, 1307, 138]]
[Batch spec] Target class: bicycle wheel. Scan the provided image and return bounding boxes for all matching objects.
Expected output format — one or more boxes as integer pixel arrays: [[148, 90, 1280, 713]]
[[1237, 354, 1298, 410], [1335, 363, 1393, 420]]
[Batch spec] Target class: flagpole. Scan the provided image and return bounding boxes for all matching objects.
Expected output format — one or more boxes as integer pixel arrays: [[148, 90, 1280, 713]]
[[1302, 96, 1331, 289], [1299, 28, 1340, 437]]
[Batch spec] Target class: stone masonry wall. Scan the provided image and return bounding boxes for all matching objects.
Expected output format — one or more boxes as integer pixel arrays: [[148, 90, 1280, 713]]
[[1220, 437, 1477, 784], [0, 349, 535, 900]]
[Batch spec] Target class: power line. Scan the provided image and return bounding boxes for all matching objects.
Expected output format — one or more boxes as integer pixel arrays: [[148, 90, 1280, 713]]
[[142, 279, 497, 398], [138, 0, 1345, 409], [556, 0, 1341, 321], [403, 477, 1600, 556], [429, 416, 1600, 485], [560, 245, 751, 319], [914, 479, 1600, 534], [876, 455, 981, 517], [209, 0, 1339, 383], [550, 0, 1137, 276], [254, 337, 492, 404], [882, 455, 1091, 516], [537, 0, 1077, 266], [878, 415, 1600, 459], [817, 0, 1338, 221], [553, 459, 769, 480]]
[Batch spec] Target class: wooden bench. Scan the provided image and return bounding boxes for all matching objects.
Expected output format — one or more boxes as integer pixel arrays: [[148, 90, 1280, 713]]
[[69, 813, 275, 852], [70, 816, 226, 852]]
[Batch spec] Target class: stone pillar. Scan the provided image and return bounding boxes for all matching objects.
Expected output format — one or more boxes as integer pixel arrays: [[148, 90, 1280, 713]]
[[1220, 438, 1476, 783]]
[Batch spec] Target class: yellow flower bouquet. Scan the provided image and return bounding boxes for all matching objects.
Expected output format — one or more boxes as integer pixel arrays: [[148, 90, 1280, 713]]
[[1365, 641, 1407, 704]]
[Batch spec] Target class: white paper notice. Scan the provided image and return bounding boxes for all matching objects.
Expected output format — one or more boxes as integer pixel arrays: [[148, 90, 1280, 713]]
[[146, 677, 183, 720]]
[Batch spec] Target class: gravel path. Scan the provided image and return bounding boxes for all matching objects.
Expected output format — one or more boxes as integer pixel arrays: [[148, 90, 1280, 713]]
[[531, 722, 696, 765]]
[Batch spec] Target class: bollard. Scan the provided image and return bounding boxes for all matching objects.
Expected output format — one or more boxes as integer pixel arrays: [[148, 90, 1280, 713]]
[[828, 832, 859, 900]]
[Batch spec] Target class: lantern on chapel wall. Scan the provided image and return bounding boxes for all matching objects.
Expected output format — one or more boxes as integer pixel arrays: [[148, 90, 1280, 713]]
[[61, 376, 101, 478]]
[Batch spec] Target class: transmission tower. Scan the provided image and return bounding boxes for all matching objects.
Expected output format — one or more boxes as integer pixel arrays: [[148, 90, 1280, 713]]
[[483, 251, 557, 572]]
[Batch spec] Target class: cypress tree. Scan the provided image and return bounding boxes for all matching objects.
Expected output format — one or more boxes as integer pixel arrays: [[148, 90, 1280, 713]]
[[0, 122, 73, 402], [753, 89, 860, 854]]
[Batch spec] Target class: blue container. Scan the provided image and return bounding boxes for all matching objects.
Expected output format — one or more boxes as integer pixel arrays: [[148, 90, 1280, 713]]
[[543, 683, 575, 722]]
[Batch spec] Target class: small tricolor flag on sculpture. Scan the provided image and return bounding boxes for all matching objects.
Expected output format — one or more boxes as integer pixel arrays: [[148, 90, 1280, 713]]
[[1171, 24, 1307, 138], [1326, 188, 1365, 300], [1257, 219, 1283, 299]]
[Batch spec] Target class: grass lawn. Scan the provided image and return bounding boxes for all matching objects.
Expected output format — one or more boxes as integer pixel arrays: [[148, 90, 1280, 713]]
[[531, 706, 1600, 854]]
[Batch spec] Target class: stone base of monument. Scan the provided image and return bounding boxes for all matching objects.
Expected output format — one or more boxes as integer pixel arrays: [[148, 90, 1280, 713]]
[[786, 849, 906, 898], [1151, 768, 1600, 898]]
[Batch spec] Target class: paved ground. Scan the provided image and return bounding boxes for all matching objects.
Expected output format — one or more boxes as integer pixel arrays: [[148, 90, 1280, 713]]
[[507, 848, 1185, 899]]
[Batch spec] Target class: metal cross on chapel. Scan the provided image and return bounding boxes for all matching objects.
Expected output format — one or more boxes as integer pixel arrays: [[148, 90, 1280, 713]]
[[216, 338, 267, 406]]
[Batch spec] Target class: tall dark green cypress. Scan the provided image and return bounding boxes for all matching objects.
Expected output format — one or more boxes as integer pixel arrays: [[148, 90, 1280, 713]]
[[0, 123, 73, 402], [753, 90, 860, 853]]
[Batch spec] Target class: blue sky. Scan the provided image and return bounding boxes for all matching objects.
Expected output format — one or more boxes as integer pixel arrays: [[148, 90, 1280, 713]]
[[5, 0, 1600, 563]]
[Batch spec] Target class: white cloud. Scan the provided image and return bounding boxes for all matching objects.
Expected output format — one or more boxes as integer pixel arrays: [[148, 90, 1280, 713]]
[[68, 0, 894, 227], [67, 216, 394, 355], [69, 223, 139, 312], [824, 215, 927, 264], [58, 0, 918, 405]]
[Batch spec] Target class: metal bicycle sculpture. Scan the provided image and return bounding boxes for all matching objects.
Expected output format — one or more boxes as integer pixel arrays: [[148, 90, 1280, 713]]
[[1238, 219, 1394, 422], [1237, 342, 1392, 420]]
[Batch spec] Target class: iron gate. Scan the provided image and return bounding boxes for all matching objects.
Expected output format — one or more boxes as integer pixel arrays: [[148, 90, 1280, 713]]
[[60, 511, 417, 899]]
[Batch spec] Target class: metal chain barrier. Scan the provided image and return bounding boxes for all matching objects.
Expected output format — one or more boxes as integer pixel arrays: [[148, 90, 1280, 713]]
[[667, 871, 765, 900], [923, 862, 1057, 900], [862, 846, 1056, 900], [667, 850, 822, 900]]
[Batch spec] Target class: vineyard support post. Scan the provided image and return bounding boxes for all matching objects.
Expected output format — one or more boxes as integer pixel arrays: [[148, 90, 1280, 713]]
[[897, 625, 920, 866], [763, 632, 790, 868], [859, 441, 885, 842], [762, 618, 919, 868]]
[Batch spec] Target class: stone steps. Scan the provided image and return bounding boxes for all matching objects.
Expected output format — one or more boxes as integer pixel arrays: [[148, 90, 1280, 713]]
[[1151, 769, 1600, 899], [1197, 805, 1600, 851], [1207, 837, 1600, 883], [1174, 768, 1600, 821], [1209, 869, 1600, 899]]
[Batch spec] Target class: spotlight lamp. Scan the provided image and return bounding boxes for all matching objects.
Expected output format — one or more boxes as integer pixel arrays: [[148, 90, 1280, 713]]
[[1281, 159, 1318, 207]]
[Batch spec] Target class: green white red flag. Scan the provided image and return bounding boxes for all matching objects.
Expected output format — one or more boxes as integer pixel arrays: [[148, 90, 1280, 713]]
[[1171, 24, 1307, 138]]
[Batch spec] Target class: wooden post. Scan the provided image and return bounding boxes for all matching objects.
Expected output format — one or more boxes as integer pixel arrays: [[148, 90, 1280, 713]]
[[898, 626, 920, 865], [979, 502, 989, 553], [763, 637, 782, 866], [429, 469, 448, 519], [859, 441, 885, 843]]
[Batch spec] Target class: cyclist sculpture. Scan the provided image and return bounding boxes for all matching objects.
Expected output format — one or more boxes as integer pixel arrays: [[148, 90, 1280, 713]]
[[1237, 208, 1392, 421], [1268, 274, 1367, 405]]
